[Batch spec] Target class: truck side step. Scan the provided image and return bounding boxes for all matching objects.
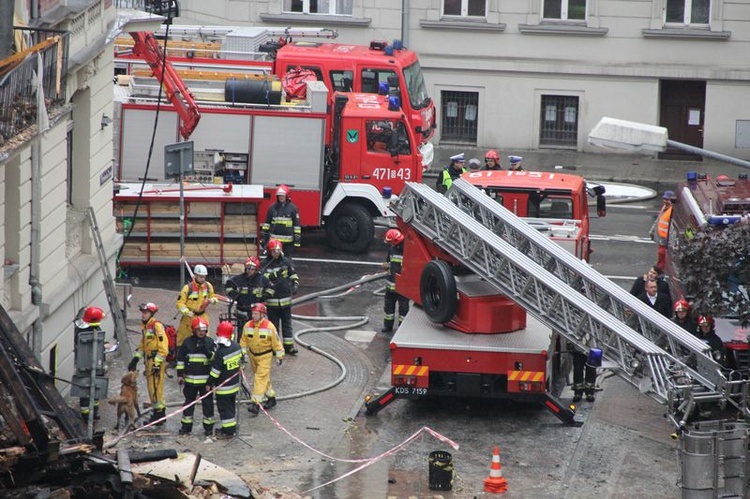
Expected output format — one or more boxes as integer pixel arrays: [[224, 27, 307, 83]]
[[364, 387, 399, 416], [542, 393, 582, 426]]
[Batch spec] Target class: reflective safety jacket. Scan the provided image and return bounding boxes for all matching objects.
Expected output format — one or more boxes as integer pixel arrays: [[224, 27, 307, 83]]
[[177, 279, 216, 317], [260, 255, 299, 307], [385, 243, 404, 292], [240, 318, 284, 358], [134, 317, 168, 367], [656, 204, 673, 246], [261, 200, 301, 247], [209, 340, 242, 396], [225, 272, 274, 313], [437, 165, 467, 194], [176, 335, 216, 385]]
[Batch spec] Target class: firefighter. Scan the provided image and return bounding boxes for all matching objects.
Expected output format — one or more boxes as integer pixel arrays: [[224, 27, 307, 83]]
[[128, 303, 168, 426], [261, 184, 301, 260], [74, 306, 105, 422], [176, 316, 216, 436], [261, 239, 300, 355], [508, 155, 524, 171], [382, 228, 410, 333], [224, 256, 273, 326], [572, 350, 597, 403], [176, 264, 218, 348], [437, 153, 466, 194], [207, 321, 243, 438], [672, 300, 697, 335], [696, 316, 726, 366], [240, 303, 284, 415], [483, 149, 502, 170], [649, 191, 674, 269]]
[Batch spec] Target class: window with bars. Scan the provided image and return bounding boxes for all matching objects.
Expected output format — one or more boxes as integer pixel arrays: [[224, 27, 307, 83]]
[[441, 90, 479, 144], [540, 95, 579, 147]]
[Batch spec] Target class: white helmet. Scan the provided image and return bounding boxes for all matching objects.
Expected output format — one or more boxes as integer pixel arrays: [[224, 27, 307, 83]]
[[194, 264, 208, 276]]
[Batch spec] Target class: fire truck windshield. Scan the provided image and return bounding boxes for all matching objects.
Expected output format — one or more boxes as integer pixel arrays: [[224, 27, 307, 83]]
[[403, 61, 430, 110]]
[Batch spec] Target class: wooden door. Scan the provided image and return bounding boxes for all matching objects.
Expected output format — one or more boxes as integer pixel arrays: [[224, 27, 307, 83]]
[[659, 80, 706, 161]]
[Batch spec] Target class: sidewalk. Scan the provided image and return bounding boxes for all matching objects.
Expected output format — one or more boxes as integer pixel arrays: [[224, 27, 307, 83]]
[[427, 147, 750, 193]]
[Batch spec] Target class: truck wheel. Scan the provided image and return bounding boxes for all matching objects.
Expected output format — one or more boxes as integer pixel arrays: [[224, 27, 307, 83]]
[[420, 260, 458, 323], [326, 203, 374, 253]]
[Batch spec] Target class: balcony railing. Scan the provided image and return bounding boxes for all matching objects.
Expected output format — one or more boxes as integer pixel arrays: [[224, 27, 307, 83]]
[[115, 0, 180, 17], [0, 28, 69, 143]]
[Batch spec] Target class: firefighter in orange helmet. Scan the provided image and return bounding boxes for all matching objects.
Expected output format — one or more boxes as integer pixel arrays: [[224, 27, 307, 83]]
[[483, 149, 501, 170], [240, 302, 285, 415], [382, 228, 410, 333], [176, 264, 217, 348], [261, 184, 301, 259], [128, 302, 169, 426]]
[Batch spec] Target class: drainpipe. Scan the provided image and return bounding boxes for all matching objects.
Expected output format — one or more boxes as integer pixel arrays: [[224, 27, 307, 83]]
[[30, 142, 43, 358], [401, 0, 410, 48]]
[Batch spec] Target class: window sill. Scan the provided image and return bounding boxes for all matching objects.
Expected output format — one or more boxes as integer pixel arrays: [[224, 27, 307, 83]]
[[420, 19, 506, 32], [259, 13, 371, 27], [641, 28, 730, 40], [519, 23, 608, 36]]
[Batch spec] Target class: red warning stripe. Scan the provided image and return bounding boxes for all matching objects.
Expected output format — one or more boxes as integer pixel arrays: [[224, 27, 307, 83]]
[[393, 365, 429, 377]]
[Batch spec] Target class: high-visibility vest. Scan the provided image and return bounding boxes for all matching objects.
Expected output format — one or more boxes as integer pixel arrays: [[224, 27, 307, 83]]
[[656, 205, 673, 245]]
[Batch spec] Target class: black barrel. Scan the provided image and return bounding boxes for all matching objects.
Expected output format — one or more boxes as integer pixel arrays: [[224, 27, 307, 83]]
[[428, 450, 454, 491], [225, 79, 282, 105]]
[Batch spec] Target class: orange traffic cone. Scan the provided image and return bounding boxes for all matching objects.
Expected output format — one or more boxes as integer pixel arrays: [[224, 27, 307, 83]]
[[483, 445, 508, 494]]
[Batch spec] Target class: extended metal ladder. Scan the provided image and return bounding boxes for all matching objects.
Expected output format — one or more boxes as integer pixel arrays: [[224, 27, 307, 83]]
[[391, 179, 750, 424], [87, 208, 132, 360]]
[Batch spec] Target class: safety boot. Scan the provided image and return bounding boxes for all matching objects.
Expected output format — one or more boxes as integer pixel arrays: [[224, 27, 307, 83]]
[[178, 425, 192, 436], [381, 320, 394, 333], [263, 397, 277, 410], [247, 403, 260, 415], [284, 344, 299, 356], [148, 409, 166, 427]]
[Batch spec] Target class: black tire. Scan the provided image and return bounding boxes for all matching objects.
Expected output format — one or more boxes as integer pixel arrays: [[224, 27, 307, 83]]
[[420, 260, 458, 323], [325, 203, 375, 253]]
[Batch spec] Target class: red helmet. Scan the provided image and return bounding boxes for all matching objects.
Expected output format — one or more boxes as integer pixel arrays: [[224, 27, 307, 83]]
[[245, 256, 260, 269], [384, 228, 404, 245], [251, 302, 267, 315], [485, 149, 499, 161], [217, 321, 234, 339], [267, 238, 283, 251], [276, 184, 290, 198], [698, 315, 715, 327], [78, 306, 105, 327], [673, 300, 690, 312], [138, 302, 158, 314], [191, 316, 208, 331]]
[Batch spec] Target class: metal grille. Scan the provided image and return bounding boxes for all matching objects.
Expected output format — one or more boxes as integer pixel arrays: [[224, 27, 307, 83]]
[[440, 90, 478, 144], [540, 95, 579, 147]]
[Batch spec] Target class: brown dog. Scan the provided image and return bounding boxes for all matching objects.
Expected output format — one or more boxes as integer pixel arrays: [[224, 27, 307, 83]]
[[108, 371, 139, 430]]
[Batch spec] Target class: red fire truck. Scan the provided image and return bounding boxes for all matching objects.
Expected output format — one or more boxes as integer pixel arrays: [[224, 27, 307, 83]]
[[116, 32, 426, 256], [114, 25, 436, 144], [365, 174, 606, 423]]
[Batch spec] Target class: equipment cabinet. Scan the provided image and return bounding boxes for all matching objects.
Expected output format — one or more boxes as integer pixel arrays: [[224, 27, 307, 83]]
[[114, 183, 263, 267]]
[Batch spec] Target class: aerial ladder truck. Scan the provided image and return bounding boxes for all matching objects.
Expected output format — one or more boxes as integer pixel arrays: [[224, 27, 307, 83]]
[[365, 178, 750, 430]]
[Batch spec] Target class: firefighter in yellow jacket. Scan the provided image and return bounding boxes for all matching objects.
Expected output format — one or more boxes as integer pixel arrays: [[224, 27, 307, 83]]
[[240, 303, 284, 415], [127, 302, 169, 425], [176, 264, 218, 347]]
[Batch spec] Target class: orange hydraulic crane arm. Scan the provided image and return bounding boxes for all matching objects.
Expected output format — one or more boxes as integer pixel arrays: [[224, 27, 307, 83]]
[[130, 31, 201, 140]]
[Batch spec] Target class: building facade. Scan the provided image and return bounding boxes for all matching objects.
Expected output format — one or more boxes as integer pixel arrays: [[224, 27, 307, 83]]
[[0, 0, 120, 395], [176, 0, 750, 160]]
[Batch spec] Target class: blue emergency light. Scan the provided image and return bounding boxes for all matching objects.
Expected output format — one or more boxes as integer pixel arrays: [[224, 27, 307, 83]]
[[686, 171, 698, 182], [382, 187, 392, 199], [378, 82, 389, 95], [586, 348, 603, 368], [707, 215, 741, 226], [384, 45, 394, 56], [393, 39, 403, 50], [388, 96, 400, 111]]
